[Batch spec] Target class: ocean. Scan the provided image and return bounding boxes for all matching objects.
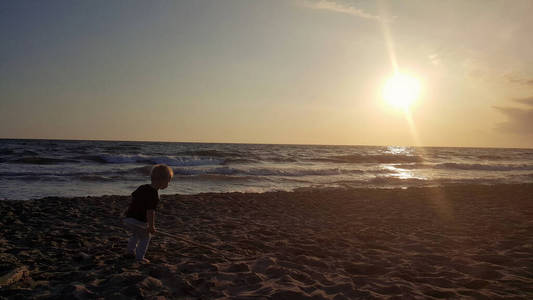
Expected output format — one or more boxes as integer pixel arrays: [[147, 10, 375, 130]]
[[1, 139, 532, 200]]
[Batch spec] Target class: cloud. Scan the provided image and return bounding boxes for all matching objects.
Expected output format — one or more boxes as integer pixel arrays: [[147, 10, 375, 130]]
[[504, 74, 533, 86], [301, 0, 388, 22], [461, 58, 533, 87], [514, 97, 533, 106], [428, 53, 441, 66], [494, 97, 533, 135]]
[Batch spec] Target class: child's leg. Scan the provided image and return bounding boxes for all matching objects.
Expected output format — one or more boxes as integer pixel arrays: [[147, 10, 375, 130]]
[[127, 232, 139, 254], [135, 230, 152, 260], [123, 218, 146, 255]]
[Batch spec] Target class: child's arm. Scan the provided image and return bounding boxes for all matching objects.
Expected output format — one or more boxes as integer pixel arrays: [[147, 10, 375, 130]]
[[147, 209, 156, 233]]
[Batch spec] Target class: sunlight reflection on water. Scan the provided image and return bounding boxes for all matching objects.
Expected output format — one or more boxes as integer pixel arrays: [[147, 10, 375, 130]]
[[382, 164, 427, 180]]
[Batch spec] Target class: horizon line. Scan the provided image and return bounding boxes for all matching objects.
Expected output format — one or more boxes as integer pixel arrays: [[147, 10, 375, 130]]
[[1, 137, 531, 150]]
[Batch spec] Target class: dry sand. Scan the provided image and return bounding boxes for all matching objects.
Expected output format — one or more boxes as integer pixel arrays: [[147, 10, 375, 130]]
[[1, 184, 532, 299]]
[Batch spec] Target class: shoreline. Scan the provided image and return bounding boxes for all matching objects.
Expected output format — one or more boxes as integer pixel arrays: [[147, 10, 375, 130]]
[[8, 182, 533, 202], [1, 184, 532, 298]]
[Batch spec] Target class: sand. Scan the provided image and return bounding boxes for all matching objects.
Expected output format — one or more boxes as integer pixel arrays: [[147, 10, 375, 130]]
[[1, 184, 532, 299]]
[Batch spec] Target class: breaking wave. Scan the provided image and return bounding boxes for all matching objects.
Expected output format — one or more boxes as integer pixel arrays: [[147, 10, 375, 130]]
[[170, 167, 365, 177], [396, 162, 533, 171], [77, 154, 223, 167], [9, 156, 78, 165], [315, 154, 424, 164], [435, 163, 533, 171]]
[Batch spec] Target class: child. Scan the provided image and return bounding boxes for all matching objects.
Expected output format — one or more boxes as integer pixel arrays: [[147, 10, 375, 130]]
[[122, 164, 174, 263]]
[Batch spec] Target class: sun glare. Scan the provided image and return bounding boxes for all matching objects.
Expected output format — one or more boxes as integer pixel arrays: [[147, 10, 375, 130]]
[[383, 73, 421, 109]]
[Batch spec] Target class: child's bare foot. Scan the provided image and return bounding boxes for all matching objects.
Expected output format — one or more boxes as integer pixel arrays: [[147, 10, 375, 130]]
[[137, 258, 150, 264]]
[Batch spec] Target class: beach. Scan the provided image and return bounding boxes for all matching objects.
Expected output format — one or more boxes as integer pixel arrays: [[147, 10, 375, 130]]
[[1, 184, 532, 299]]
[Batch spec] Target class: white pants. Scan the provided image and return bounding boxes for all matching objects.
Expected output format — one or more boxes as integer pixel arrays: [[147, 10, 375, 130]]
[[123, 218, 151, 260]]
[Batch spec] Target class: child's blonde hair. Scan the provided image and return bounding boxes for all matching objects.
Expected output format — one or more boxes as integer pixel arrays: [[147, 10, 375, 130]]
[[151, 164, 174, 182]]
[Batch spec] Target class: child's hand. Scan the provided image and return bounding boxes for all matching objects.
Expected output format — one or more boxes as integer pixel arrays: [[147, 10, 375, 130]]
[[148, 226, 156, 234]]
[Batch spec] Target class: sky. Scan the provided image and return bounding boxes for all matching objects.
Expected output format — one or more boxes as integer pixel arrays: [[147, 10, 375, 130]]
[[1, 0, 533, 148]]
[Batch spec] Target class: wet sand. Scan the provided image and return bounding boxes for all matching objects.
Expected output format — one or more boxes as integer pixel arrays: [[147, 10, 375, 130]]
[[1, 184, 532, 299]]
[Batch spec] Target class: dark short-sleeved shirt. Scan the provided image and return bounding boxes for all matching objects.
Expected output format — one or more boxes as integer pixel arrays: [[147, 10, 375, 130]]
[[126, 184, 159, 222]]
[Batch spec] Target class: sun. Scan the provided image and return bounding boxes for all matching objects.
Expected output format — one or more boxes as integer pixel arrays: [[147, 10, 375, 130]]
[[383, 73, 421, 109]]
